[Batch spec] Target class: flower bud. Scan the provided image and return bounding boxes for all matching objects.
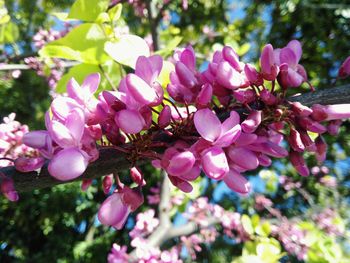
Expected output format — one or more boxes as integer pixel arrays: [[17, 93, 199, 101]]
[[103, 174, 114, 194], [244, 63, 263, 86], [130, 167, 145, 186], [260, 89, 277, 105], [338, 56, 350, 79], [290, 150, 309, 176], [158, 105, 172, 128], [14, 157, 45, 172], [81, 179, 93, 191], [241, 110, 262, 133], [288, 128, 305, 152], [315, 136, 327, 163], [0, 175, 19, 202], [196, 83, 213, 107]]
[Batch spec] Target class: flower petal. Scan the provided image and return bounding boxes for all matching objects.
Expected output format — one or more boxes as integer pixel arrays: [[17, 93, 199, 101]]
[[201, 146, 229, 180], [194, 109, 221, 142], [48, 148, 89, 181]]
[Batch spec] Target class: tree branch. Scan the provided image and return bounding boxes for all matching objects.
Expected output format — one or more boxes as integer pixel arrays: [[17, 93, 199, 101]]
[[0, 61, 80, 71], [1, 84, 350, 192], [0, 148, 142, 192]]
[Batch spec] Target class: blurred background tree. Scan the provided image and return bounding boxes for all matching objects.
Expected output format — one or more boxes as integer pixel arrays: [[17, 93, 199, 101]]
[[0, 0, 349, 262]]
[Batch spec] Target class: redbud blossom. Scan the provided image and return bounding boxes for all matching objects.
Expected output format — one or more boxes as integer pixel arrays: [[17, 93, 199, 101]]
[[338, 56, 350, 78], [103, 174, 114, 194], [158, 106, 171, 128], [223, 169, 250, 194], [81, 179, 93, 191], [288, 128, 305, 152], [290, 151, 309, 176], [130, 167, 145, 186], [241, 110, 262, 133], [98, 186, 144, 229], [311, 104, 350, 121], [315, 136, 327, 163], [14, 156, 45, 172], [0, 174, 19, 202]]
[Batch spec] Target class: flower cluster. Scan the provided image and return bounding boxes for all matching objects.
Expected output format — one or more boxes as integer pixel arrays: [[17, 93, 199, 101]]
[[7, 40, 350, 230], [0, 113, 39, 201], [25, 26, 71, 93]]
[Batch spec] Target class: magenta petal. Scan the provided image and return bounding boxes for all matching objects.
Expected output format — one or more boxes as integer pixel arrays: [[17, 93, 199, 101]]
[[0, 177, 19, 202], [290, 151, 309, 176], [50, 120, 76, 148], [228, 147, 259, 170], [175, 62, 198, 88], [168, 175, 193, 193], [260, 44, 274, 75], [51, 97, 82, 122], [287, 68, 303, 87], [23, 131, 49, 149], [67, 77, 82, 102], [287, 40, 302, 62], [126, 74, 158, 105], [98, 193, 130, 228], [158, 105, 172, 128], [201, 146, 229, 180], [216, 116, 241, 147], [179, 165, 201, 181], [135, 56, 159, 84], [180, 46, 196, 72], [48, 148, 89, 181], [241, 110, 262, 133], [223, 169, 250, 194], [194, 109, 221, 142], [15, 157, 45, 172], [115, 109, 145, 134], [222, 46, 242, 71], [235, 133, 257, 146], [167, 151, 196, 176], [196, 83, 213, 106], [65, 108, 85, 143], [216, 61, 242, 89], [339, 56, 350, 78], [82, 73, 100, 95], [280, 47, 298, 67]]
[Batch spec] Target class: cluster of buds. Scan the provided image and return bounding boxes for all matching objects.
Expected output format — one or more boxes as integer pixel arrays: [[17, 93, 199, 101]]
[[24, 26, 71, 92], [5, 40, 350, 230]]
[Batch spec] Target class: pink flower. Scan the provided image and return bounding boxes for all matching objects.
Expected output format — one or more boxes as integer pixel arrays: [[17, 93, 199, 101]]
[[194, 109, 241, 147], [98, 186, 144, 229], [290, 150, 309, 176], [223, 169, 250, 194], [311, 104, 350, 121], [260, 44, 279, 81], [48, 147, 89, 181], [103, 174, 114, 194], [338, 56, 350, 79], [0, 174, 19, 202], [14, 156, 45, 172]]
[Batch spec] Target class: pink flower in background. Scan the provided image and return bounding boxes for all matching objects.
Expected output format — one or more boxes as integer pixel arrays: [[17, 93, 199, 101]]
[[98, 186, 144, 229]]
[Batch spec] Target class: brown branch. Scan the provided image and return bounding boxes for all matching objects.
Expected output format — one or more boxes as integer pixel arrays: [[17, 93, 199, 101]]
[[146, 0, 159, 51], [0, 147, 141, 193], [1, 84, 350, 192]]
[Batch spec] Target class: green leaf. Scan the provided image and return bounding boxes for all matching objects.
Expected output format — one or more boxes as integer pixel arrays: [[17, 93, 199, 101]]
[[68, 0, 110, 22], [51, 12, 77, 22], [55, 62, 121, 94], [156, 36, 182, 57], [105, 35, 150, 68], [241, 214, 254, 235], [108, 4, 122, 23], [39, 23, 109, 64], [0, 22, 19, 43]]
